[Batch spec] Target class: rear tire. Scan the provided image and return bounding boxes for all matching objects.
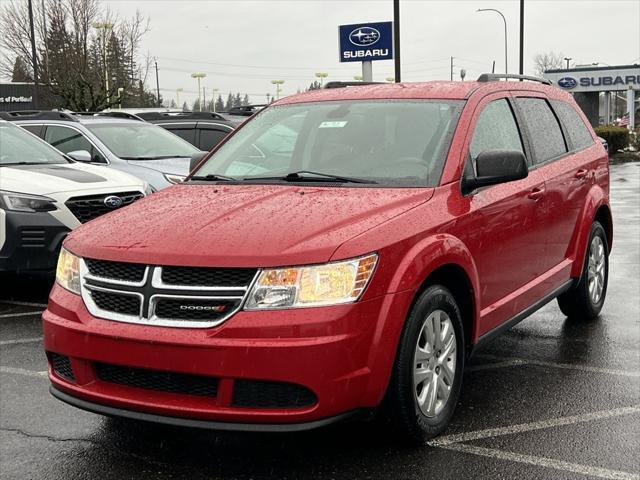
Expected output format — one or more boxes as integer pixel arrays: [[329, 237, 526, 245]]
[[557, 221, 609, 320], [385, 285, 464, 443]]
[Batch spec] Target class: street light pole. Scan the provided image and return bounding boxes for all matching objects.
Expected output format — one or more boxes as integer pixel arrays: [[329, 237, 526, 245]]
[[564, 57, 572, 69], [176, 87, 183, 109], [477, 8, 508, 74], [315, 72, 328, 87], [154, 60, 161, 107], [271, 80, 284, 100], [212, 88, 219, 112], [519, 0, 524, 76], [393, 0, 401, 82], [27, 0, 39, 108], [191, 72, 206, 111], [93, 22, 114, 106], [450, 57, 454, 81]]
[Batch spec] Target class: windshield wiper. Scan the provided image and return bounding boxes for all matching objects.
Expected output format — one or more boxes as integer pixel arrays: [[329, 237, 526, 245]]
[[245, 170, 376, 184], [189, 173, 237, 182]]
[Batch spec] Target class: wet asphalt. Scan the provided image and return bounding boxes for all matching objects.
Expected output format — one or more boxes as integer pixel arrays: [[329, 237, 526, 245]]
[[1, 162, 639, 480]]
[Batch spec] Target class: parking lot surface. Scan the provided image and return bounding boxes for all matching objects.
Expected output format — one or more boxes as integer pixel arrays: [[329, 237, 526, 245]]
[[1, 162, 639, 480]]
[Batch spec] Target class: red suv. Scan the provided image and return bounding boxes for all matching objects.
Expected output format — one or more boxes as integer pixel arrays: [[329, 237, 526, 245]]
[[46, 75, 611, 441]]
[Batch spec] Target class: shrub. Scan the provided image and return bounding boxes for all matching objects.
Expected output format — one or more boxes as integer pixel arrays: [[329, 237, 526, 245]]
[[594, 124, 630, 153]]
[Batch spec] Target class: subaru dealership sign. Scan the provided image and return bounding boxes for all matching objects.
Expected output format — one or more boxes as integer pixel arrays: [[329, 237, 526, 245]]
[[544, 65, 640, 92], [339, 22, 393, 62]]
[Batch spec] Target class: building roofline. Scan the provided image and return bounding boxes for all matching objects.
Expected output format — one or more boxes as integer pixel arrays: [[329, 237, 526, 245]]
[[545, 64, 639, 74]]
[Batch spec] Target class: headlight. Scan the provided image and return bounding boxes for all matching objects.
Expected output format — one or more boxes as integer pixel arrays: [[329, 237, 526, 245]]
[[143, 183, 156, 195], [164, 174, 186, 184], [245, 254, 377, 310], [55, 248, 81, 295], [0, 190, 57, 213]]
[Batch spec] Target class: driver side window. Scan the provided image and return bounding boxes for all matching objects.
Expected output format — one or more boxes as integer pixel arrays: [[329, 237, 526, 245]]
[[469, 99, 523, 174], [44, 125, 107, 164]]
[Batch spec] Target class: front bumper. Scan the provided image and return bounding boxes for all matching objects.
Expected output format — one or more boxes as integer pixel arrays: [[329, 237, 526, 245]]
[[43, 284, 414, 428], [0, 209, 69, 273]]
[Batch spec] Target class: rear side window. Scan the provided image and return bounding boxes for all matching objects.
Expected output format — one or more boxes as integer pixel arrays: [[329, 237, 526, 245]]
[[199, 128, 228, 150], [164, 127, 196, 146], [469, 99, 523, 162], [20, 124, 43, 137], [550, 100, 594, 151], [44, 125, 107, 163], [515, 98, 567, 164]]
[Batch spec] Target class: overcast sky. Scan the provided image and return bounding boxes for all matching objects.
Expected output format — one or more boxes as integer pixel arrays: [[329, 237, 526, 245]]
[[103, 0, 640, 105]]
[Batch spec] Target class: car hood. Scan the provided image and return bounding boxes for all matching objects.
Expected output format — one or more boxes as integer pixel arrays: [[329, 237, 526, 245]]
[[0, 162, 144, 195], [126, 157, 194, 177], [65, 184, 434, 267]]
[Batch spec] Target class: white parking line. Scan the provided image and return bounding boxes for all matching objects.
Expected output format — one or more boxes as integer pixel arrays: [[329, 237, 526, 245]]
[[0, 337, 43, 346], [476, 353, 640, 378], [466, 359, 528, 372], [440, 443, 640, 480], [0, 311, 43, 319], [0, 300, 47, 308], [0, 366, 47, 378], [430, 405, 640, 446]]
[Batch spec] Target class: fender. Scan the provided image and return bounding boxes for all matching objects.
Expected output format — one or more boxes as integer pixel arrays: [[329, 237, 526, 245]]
[[387, 233, 482, 342], [568, 185, 611, 278]]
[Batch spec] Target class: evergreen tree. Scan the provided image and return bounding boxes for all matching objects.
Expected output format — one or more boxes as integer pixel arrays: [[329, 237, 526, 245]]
[[192, 98, 201, 111], [169, 99, 177, 108], [225, 93, 234, 111], [215, 95, 224, 112], [233, 92, 242, 107], [307, 80, 321, 91], [11, 56, 31, 82], [182, 101, 189, 111], [242, 94, 250, 106]]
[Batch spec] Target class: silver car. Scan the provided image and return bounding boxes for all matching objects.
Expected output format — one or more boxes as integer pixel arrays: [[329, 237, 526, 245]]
[[3, 111, 204, 190]]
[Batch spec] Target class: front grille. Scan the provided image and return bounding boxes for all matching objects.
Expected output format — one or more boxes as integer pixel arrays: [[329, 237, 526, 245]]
[[50, 353, 75, 382], [86, 258, 146, 283], [65, 191, 143, 223], [20, 228, 46, 248], [154, 298, 240, 321], [81, 259, 256, 328], [95, 363, 218, 397], [161, 266, 257, 287], [232, 380, 317, 409], [90, 289, 140, 316]]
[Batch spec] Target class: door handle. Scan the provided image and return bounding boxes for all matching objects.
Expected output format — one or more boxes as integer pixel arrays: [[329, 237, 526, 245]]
[[527, 187, 545, 201], [575, 169, 589, 179]]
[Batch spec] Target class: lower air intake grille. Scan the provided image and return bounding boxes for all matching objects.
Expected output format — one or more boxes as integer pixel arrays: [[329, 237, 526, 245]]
[[96, 363, 218, 397], [50, 353, 75, 382], [90, 290, 140, 316], [232, 380, 317, 409]]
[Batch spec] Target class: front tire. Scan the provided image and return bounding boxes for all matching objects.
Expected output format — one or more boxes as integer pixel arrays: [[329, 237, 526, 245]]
[[386, 285, 465, 443], [557, 221, 609, 320]]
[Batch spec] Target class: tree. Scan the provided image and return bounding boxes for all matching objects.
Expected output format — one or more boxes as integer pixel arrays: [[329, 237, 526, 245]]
[[215, 94, 224, 112], [0, 0, 153, 111], [224, 93, 233, 111], [11, 56, 30, 82], [182, 101, 189, 111], [192, 98, 200, 112], [242, 94, 250, 106], [168, 99, 177, 108], [532, 51, 568, 76], [233, 92, 242, 108], [307, 80, 321, 91]]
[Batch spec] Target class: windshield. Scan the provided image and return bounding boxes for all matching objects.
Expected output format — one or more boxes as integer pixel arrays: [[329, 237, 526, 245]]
[[87, 123, 199, 159], [194, 100, 463, 186], [0, 123, 68, 166]]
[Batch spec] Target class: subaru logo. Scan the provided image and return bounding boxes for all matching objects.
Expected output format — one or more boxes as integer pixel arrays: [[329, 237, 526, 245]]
[[103, 195, 123, 208], [349, 27, 380, 47], [557, 77, 578, 89]]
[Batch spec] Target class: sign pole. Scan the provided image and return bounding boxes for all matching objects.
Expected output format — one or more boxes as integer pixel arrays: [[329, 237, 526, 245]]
[[362, 61, 373, 82]]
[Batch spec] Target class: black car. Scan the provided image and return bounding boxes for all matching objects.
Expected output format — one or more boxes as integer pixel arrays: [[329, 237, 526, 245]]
[[135, 111, 236, 151]]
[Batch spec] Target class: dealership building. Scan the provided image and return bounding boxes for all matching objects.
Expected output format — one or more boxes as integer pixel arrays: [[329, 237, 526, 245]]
[[0, 82, 35, 111], [544, 64, 639, 129]]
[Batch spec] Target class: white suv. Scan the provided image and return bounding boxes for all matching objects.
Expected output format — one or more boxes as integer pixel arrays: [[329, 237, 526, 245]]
[[0, 121, 151, 273]]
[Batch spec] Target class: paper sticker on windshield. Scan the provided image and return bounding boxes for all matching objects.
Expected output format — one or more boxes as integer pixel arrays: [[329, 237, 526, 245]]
[[319, 121, 348, 129]]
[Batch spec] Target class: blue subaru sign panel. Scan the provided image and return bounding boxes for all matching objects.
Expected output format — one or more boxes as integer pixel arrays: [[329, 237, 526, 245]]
[[339, 21, 393, 63]]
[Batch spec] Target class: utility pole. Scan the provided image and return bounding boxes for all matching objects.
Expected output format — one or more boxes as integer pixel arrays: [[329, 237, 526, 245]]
[[564, 57, 572, 69], [27, 0, 39, 108], [155, 61, 161, 107], [202, 86, 206, 110], [93, 22, 114, 106], [519, 0, 524, 76], [393, 0, 401, 82], [450, 57, 454, 81]]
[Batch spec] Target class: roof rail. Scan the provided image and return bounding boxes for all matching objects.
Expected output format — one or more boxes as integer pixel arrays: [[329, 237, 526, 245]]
[[476, 73, 552, 85], [323, 81, 384, 89], [95, 111, 144, 121], [135, 111, 227, 121], [0, 110, 78, 122]]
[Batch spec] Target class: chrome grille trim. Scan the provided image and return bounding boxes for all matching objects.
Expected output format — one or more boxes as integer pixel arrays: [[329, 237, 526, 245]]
[[79, 259, 259, 328]]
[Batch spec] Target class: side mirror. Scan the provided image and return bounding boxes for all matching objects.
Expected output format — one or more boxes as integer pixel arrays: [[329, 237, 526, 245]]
[[598, 136, 608, 153], [67, 150, 92, 163], [462, 150, 528, 194], [189, 151, 208, 172]]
